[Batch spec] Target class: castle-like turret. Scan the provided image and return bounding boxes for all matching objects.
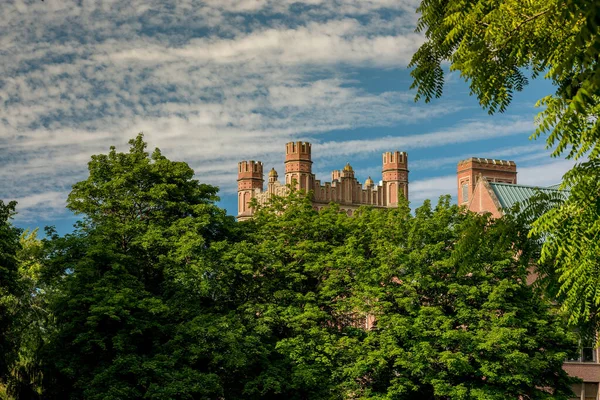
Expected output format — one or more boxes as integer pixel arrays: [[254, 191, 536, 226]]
[[237, 160, 264, 220], [382, 151, 408, 206], [457, 157, 517, 204], [267, 168, 279, 192], [285, 141, 313, 191], [237, 142, 409, 220], [341, 163, 355, 179], [268, 168, 278, 182]]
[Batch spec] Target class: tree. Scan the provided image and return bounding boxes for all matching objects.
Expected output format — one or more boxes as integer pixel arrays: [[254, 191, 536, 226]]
[[221, 190, 354, 398], [0, 201, 23, 397], [5, 229, 47, 400], [333, 198, 576, 399], [41, 134, 248, 399], [228, 192, 577, 398], [409, 0, 600, 329], [34, 133, 579, 398]]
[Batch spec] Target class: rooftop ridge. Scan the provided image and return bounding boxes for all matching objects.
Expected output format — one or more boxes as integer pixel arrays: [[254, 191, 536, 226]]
[[458, 157, 516, 166], [489, 182, 569, 191]]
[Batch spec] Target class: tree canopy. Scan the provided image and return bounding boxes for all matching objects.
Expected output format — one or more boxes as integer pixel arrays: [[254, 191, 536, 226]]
[[40, 135, 243, 399], [0, 201, 23, 393], [0, 136, 580, 399], [409, 0, 600, 330], [220, 191, 577, 398]]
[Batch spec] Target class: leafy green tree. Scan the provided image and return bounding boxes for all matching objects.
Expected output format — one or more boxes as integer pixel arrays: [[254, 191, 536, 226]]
[[409, 0, 600, 329], [5, 229, 47, 400], [229, 192, 577, 399], [36, 134, 578, 399], [221, 191, 353, 398], [41, 134, 247, 399], [334, 199, 576, 399], [0, 201, 22, 398]]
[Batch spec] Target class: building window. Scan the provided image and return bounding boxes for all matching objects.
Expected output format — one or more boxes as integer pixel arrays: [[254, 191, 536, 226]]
[[570, 346, 597, 362], [461, 183, 469, 203], [570, 382, 599, 400], [568, 336, 597, 363], [389, 183, 397, 204]]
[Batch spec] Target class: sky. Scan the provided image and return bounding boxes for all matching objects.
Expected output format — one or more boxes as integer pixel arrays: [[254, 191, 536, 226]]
[[1, 0, 573, 235]]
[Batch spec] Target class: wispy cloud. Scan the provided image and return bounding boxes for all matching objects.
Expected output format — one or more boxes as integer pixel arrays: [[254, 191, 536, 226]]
[[0, 0, 431, 222], [0, 0, 543, 223], [313, 117, 535, 157], [11, 191, 70, 223], [518, 158, 576, 187], [409, 143, 549, 170], [408, 175, 458, 205]]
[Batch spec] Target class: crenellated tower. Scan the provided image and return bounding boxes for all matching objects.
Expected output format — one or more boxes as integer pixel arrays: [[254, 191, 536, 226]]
[[456, 158, 517, 205], [236, 142, 410, 220], [237, 160, 264, 220], [285, 141, 313, 191], [382, 151, 409, 206]]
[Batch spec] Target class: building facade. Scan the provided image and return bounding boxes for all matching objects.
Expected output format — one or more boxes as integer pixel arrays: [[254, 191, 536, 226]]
[[237, 141, 408, 220], [457, 157, 599, 400]]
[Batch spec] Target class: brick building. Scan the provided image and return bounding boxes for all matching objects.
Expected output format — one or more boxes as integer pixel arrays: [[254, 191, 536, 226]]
[[237, 141, 408, 221], [457, 157, 599, 400]]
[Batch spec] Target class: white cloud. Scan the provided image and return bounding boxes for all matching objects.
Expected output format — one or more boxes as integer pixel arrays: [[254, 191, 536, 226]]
[[314, 117, 535, 157], [0, 0, 431, 222], [12, 191, 70, 222], [100, 25, 424, 67], [408, 175, 458, 205], [201, 0, 421, 14], [518, 158, 576, 187], [0, 0, 551, 224], [407, 143, 550, 171]]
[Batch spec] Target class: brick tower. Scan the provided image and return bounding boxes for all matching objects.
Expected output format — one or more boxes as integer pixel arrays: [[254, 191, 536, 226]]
[[285, 141, 313, 191], [237, 160, 264, 220], [457, 158, 517, 205], [382, 151, 408, 206]]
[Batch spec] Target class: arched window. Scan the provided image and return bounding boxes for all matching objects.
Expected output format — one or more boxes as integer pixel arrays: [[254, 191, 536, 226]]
[[462, 184, 469, 201], [243, 192, 250, 212], [389, 183, 397, 204]]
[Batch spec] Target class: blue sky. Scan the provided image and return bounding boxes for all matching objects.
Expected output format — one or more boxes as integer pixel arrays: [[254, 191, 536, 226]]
[[1, 0, 573, 235]]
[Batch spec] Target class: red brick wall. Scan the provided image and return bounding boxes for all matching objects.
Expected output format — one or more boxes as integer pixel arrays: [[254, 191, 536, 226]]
[[457, 158, 517, 205], [467, 180, 502, 218], [563, 363, 600, 383]]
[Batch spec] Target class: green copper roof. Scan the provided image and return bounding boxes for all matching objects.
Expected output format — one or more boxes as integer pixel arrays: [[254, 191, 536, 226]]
[[489, 182, 569, 210]]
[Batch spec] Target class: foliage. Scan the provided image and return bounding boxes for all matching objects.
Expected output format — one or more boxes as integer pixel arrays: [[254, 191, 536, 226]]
[[22, 135, 577, 399], [5, 229, 47, 400], [226, 193, 577, 399], [222, 190, 353, 398], [517, 166, 600, 331], [531, 161, 600, 324], [409, 0, 600, 329], [40, 134, 245, 399], [335, 199, 575, 399], [0, 201, 22, 394]]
